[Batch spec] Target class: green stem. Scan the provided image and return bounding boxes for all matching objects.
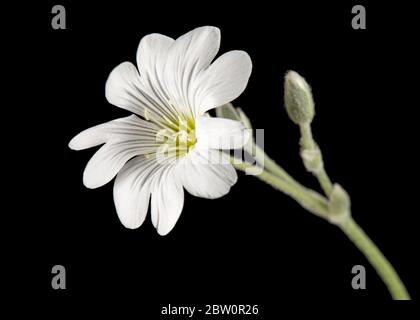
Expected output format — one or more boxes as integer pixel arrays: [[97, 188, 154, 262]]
[[251, 143, 295, 184], [233, 161, 329, 220], [315, 169, 333, 196], [300, 122, 315, 150], [299, 122, 333, 196], [232, 159, 411, 300], [340, 218, 411, 300]]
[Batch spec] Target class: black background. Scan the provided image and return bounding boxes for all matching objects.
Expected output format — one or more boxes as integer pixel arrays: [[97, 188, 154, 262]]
[[6, 0, 419, 311]]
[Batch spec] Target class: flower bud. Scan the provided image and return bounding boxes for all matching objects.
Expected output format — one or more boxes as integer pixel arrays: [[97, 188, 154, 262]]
[[328, 184, 351, 225], [284, 71, 315, 125]]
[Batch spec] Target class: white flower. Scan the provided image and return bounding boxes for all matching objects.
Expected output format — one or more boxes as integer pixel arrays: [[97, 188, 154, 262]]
[[69, 26, 252, 235]]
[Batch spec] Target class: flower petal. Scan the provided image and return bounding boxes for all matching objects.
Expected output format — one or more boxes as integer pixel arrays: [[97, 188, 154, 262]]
[[171, 26, 220, 75], [69, 115, 160, 150], [163, 26, 221, 117], [136, 34, 183, 124], [105, 62, 147, 117], [113, 156, 162, 229], [151, 167, 184, 236], [195, 116, 249, 150], [136, 33, 174, 78], [70, 115, 161, 189], [69, 122, 110, 151], [197, 50, 252, 114], [177, 148, 237, 199], [105, 62, 176, 123], [83, 141, 158, 189]]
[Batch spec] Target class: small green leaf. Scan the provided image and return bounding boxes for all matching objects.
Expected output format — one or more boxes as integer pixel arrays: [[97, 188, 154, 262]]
[[215, 103, 241, 121], [328, 184, 351, 224]]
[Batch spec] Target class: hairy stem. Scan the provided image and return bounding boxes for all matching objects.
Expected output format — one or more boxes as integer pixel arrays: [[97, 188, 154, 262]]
[[233, 161, 329, 220], [232, 158, 411, 300], [300, 122, 333, 196]]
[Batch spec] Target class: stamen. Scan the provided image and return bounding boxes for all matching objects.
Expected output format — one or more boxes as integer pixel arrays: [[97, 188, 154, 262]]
[[144, 109, 150, 121], [155, 114, 197, 159]]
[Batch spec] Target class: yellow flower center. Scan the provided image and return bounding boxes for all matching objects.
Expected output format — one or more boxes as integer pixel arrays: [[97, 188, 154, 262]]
[[156, 116, 197, 158]]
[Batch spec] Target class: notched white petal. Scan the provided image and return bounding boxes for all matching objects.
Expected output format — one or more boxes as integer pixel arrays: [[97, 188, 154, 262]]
[[83, 142, 157, 189], [172, 26, 221, 73], [105, 62, 148, 117], [70, 114, 161, 188], [198, 50, 252, 114], [163, 26, 221, 116], [136, 33, 174, 77]]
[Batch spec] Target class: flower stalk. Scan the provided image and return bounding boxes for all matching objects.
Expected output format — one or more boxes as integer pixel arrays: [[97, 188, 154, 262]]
[[299, 122, 333, 196], [224, 70, 411, 300], [340, 218, 410, 300], [233, 160, 329, 219], [232, 154, 411, 300]]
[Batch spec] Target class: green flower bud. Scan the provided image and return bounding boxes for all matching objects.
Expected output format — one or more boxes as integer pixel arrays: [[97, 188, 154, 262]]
[[284, 71, 315, 125], [328, 184, 351, 225]]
